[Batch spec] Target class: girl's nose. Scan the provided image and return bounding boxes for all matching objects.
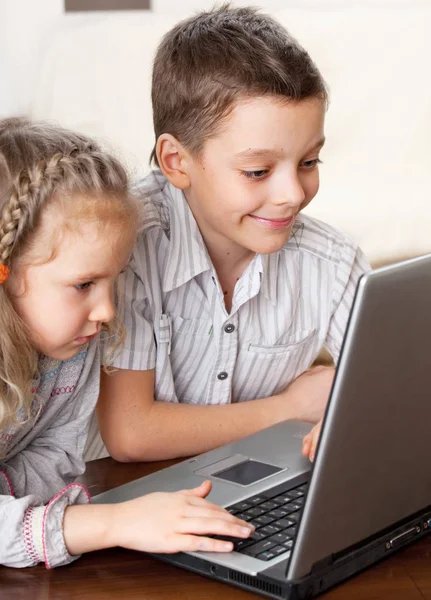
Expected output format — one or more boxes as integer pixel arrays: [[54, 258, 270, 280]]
[[89, 294, 115, 324]]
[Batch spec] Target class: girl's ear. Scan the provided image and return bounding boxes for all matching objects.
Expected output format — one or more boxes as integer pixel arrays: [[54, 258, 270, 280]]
[[156, 134, 192, 190]]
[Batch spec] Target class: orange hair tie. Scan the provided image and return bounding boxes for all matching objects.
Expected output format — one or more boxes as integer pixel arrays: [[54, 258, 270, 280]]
[[0, 264, 9, 284]]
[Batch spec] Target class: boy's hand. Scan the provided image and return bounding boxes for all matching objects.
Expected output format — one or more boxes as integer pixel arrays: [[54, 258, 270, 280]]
[[302, 419, 323, 462], [111, 480, 254, 554], [283, 365, 334, 423]]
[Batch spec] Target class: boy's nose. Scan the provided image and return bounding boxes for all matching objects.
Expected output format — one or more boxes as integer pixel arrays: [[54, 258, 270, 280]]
[[273, 176, 306, 208]]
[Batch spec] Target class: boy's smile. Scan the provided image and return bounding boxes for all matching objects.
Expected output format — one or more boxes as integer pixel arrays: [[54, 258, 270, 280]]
[[248, 214, 294, 230], [181, 95, 325, 267]]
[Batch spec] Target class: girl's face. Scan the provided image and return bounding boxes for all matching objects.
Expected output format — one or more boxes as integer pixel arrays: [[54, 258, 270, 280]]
[[10, 218, 134, 361]]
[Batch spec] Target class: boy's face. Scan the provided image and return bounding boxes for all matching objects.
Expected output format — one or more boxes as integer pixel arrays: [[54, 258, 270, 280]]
[[183, 95, 325, 258]]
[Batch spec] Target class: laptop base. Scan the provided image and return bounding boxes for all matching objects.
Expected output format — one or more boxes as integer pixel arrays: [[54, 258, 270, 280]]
[[151, 507, 431, 600]]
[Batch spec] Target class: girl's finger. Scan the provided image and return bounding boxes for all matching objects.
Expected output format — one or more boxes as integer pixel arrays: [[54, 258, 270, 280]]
[[186, 495, 233, 514], [181, 480, 212, 498], [175, 517, 254, 538], [183, 505, 251, 526], [174, 534, 234, 553]]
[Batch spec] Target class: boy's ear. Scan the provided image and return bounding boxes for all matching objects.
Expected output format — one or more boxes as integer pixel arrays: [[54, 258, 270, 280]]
[[156, 134, 191, 190]]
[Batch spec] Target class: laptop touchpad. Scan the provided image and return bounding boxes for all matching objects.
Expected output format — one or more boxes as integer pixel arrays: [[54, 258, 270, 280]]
[[213, 459, 283, 485], [194, 454, 285, 486]]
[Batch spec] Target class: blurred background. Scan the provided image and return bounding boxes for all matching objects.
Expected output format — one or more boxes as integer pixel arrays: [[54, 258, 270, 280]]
[[1, 0, 430, 266]]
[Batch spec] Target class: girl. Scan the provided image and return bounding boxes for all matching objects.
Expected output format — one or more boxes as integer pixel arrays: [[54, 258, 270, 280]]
[[0, 118, 253, 569]]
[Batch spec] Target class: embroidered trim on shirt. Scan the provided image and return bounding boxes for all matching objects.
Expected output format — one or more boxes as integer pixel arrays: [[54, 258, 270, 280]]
[[24, 506, 45, 564], [42, 483, 91, 569], [0, 468, 14, 496], [50, 385, 76, 397]]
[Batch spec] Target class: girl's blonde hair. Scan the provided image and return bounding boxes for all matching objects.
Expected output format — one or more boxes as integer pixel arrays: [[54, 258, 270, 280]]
[[0, 117, 137, 431]]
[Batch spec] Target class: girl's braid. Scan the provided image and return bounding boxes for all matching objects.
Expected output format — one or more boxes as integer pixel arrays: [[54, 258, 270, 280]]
[[0, 141, 107, 263]]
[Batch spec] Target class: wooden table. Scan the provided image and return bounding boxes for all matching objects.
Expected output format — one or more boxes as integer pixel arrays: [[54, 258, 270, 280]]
[[1, 457, 430, 600]]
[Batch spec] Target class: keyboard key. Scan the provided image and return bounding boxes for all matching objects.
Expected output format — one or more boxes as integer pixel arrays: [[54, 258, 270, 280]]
[[285, 502, 302, 513], [267, 535, 293, 549], [233, 539, 255, 551], [284, 526, 297, 538], [253, 514, 276, 526], [243, 507, 266, 518], [259, 524, 282, 536], [272, 494, 292, 504], [288, 489, 304, 499], [259, 501, 279, 511], [242, 539, 277, 557], [268, 496, 286, 507], [250, 529, 268, 541], [272, 518, 295, 530], [229, 501, 254, 511], [267, 508, 290, 519], [267, 532, 291, 544], [247, 495, 269, 506], [235, 512, 254, 522], [256, 546, 290, 562], [270, 545, 289, 557], [255, 550, 277, 561], [287, 512, 301, 523], [226, 508, 239, 515]]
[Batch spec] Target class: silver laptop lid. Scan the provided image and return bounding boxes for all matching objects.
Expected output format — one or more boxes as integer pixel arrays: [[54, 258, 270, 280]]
[[288, 254, 431, 580]]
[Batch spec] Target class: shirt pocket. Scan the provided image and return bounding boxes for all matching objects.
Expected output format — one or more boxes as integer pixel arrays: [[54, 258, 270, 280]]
[[247, 328, 317, 357], [235, 328, 319, 401]]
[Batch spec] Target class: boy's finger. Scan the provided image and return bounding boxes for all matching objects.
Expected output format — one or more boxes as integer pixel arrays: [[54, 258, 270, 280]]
[[310, 434, 319, 462], [302, 432, 311, 444]]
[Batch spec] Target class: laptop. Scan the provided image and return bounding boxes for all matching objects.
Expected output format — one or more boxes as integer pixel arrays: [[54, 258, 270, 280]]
[[94, 254, 431, 599]]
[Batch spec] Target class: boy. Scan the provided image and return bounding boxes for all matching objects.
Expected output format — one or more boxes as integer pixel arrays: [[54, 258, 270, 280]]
[[87, 5, 369, 463]]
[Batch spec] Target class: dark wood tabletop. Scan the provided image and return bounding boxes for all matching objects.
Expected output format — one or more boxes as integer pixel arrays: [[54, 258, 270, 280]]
[[1, 457, 430, 600]]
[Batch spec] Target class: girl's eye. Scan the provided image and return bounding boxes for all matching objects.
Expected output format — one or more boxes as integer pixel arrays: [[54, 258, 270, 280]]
[[301, 158, 322, 169], [241, 170, 269, 180], [74, 282, 93, 291]]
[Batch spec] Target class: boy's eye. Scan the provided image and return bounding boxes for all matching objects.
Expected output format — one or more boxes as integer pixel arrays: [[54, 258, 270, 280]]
[[74, 281, 93, 291], [301, 158, 322, 169], [241, 170, 268, 180]]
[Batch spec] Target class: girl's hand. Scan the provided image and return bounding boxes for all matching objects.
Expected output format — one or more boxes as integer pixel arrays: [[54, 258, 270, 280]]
[[111, 480, 255, 554], [302, 419, 323, 462]]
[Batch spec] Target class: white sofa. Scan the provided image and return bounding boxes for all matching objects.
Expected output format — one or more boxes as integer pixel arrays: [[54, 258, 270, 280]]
[[30, 4, 431, 265]]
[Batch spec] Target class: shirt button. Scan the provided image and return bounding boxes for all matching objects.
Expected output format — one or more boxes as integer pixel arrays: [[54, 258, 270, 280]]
[[217, 371, 228, 381], [224, 323, 235, 333]]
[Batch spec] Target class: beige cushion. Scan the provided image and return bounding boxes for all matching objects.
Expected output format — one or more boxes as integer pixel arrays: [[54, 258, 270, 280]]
[[31, 8, 431, 264]]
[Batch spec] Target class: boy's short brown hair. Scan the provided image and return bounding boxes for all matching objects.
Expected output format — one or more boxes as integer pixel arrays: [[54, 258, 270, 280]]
[[151, 4, 328, 165]]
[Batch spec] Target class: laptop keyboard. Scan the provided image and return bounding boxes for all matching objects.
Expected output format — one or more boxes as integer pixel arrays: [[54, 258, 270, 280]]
[[220, 481, 307, 562]]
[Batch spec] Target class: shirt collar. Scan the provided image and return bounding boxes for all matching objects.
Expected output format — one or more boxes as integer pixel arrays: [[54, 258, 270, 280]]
[[158, 172, 292, 301], [162, 180, 213, 292], [259, 252, 280, 306], [254, 219, 305, 306]]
